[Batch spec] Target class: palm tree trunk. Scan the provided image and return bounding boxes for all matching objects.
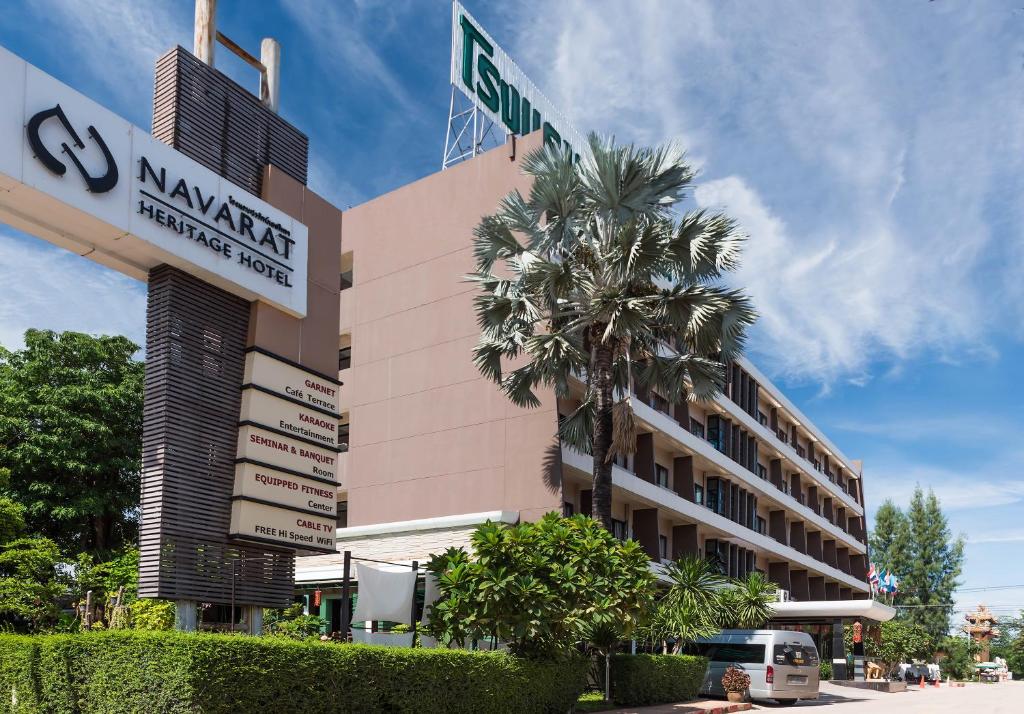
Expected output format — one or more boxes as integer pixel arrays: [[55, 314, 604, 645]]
[[591, 339, 615, 531]]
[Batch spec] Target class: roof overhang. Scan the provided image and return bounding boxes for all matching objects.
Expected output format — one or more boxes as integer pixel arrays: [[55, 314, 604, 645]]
[[770, 599, 897, 623]]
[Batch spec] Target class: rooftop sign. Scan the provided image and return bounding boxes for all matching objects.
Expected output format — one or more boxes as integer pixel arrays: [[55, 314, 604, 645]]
[[451, 1, 587, 158], [0, 44, 308, 317]]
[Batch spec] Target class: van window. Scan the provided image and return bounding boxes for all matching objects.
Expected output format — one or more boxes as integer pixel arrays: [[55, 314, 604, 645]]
[[773, 644, 818, 666], [710, 643, 766, 664]]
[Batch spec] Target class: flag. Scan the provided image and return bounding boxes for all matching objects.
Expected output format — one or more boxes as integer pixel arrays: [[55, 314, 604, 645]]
[[868, 563, 879, 586]]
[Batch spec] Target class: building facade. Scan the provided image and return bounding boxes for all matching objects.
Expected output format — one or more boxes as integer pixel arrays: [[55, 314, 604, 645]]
[[297, 132, 870, 609]]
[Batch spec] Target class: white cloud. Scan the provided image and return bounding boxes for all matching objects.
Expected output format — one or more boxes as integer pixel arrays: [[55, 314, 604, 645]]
[[509, 0, 1024, 386], [866, 465, 1024, 514], [0, 232, 146, 351], [966, 530, 1024, 545], [24, 0, 189, 118]]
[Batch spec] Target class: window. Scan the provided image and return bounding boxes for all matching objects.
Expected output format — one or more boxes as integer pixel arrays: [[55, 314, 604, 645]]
[[562, 501, 574, 517], [659, 535, 668, 561], [652, 392, 671, 415], [339, 271, 353, 291], [705, 478, 720, 514], [611, 519, 628, 541], [612, 452, 632, 472], [338, 346, 352, 371], [689, 418, 705, 439], [758, 411, 768, 426], [707, 415, 725, 453], [655, 463, 670, 489], [756, 463, 767, 480], [704, 539, 727, 574], [773, 644, 818, 667], [715, 643, 767, 664], [755, 516, 766, 535], [694, 484, 704, 506], [338, 422, 350, 452], [336, 501, 348, 528]]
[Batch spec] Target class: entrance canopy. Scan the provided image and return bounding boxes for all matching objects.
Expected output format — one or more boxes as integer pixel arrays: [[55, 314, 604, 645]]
[[770, 599, 896, 624]]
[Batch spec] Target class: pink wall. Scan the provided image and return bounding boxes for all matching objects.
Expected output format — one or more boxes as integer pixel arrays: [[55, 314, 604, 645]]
[[340, 135, 563, 525]]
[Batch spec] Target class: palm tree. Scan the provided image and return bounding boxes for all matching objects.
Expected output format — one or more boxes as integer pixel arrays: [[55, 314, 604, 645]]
[[468, 134, 756, 529], [645, 556, 728, 653], [721, 571, 777, 629]]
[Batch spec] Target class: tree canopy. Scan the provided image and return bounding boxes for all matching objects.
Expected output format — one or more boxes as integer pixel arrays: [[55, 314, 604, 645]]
[[869, 487, 964, 641], [425, 513, 656, 658], [0, 329, 144, 556], [468, 136, 755, 528]]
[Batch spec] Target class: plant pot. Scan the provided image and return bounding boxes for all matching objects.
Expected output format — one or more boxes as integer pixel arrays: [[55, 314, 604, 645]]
[[726, 691, 746, 703]]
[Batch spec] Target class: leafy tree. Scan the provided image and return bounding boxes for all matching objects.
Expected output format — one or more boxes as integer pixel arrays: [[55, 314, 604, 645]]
[[0, 499, 64, 630], [425, 513, 656, 658], [938, 634, 981, 680], [901, 488, 964, 640], [468, 137, 755, 529], [0, 496, 26, 544], [0, 329, 144, 556], [263, 602, 325, 640], [720, 571, 776, 629], [868, 500, 910, 576], [869, 488, 964, 641], [845, 620, 933, 676], [991, 611, 1024, 677]]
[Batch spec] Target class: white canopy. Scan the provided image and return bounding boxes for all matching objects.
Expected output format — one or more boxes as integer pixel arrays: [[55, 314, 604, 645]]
[[771, 599, 896, 622]]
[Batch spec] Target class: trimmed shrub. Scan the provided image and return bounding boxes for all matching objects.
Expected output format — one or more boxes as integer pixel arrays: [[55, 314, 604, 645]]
[[0, 630, 588, 714], [0, 635, 39, 713], [610, 653, 706, 706], [819, 661, 833, 681]]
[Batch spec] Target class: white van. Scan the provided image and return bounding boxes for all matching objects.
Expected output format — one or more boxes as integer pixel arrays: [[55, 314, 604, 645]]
[[686, 630, 820, 705]]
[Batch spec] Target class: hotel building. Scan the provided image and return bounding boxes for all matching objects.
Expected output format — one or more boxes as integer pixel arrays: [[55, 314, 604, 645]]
[[295, 132, 871, 620]]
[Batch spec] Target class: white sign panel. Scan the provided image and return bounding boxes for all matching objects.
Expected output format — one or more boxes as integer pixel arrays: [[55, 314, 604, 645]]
[[230, 499, 336, 553], [243, 349, 340, 414], [0, 43, 308, 317], [451, 1, 587, 157], [239, 388, 339, 449], [233, 462, 337, 518], [236, 424, 341, 483]]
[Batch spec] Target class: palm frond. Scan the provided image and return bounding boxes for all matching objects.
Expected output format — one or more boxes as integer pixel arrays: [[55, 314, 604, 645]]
[[472, 215, 526, 272], [666, 209, 746, 283], [559, 393, 595, 454]]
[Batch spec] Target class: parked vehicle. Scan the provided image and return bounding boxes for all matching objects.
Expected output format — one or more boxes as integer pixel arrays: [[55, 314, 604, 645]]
[[897, 662, 940, 683], [685, 630, 820, 705]]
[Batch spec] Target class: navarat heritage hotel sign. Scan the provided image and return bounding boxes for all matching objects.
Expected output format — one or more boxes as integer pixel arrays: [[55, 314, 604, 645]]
[[452, 1, 586, 158], [232, 348, 342, 553], [0, 45, 308, 317]]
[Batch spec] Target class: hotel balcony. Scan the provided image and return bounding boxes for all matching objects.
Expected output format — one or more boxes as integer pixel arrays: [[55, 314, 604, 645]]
[[560, 445, 869, 597]]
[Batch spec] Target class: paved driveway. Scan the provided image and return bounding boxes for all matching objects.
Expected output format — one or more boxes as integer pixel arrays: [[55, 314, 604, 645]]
[[751, 680, 1023, 713]]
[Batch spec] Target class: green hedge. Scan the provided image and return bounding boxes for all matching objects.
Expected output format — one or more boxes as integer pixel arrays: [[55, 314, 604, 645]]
[[0, 636, 40, 713], [0, 631, 588, 714], [610, 653, 707, 706]]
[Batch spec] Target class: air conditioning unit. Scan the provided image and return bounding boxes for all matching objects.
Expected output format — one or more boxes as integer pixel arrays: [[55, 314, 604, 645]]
[[776, 589, 791, 603]]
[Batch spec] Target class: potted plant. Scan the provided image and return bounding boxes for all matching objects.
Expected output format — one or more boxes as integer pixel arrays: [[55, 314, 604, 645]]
[[722, 666, 751, 703]]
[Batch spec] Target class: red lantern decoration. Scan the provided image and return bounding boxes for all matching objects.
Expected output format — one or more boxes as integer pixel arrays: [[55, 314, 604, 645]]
[[313, 589, 322, 607]]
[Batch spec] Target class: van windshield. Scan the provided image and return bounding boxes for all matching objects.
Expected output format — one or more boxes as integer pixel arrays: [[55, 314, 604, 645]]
[[773, 644, 818, 667]]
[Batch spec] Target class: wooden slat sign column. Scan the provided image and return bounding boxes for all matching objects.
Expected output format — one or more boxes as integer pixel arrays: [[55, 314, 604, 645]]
[[231, 348, 341, 553]]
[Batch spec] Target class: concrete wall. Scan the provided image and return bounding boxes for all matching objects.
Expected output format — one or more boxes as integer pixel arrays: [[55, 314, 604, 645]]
[[339, 135, 563, 525]]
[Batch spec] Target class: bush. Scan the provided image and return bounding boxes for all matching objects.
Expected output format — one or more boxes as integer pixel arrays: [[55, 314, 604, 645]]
[[0, 635, 39, 712], [610, 654, 706, 706], [0, 630, 589, 713], [819, 661, 833, 681]]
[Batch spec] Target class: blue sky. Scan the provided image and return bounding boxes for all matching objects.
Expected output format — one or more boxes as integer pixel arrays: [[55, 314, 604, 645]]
[[1, 1, 1022, 619]]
